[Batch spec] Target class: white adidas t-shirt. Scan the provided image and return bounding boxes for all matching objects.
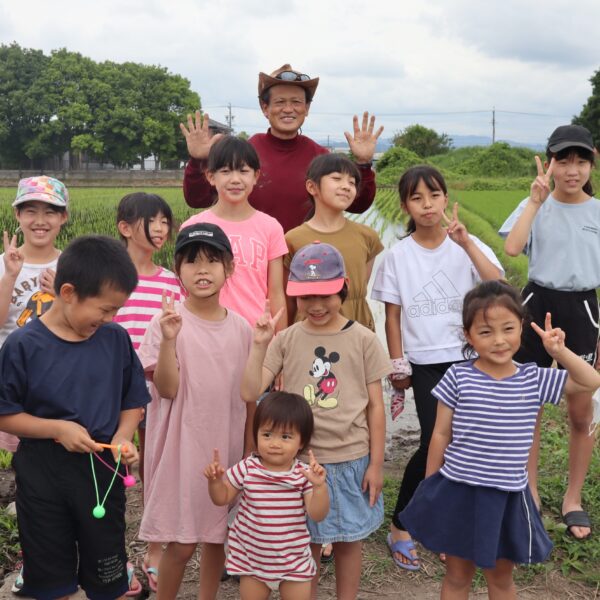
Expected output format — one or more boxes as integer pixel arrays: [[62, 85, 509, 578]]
[[371, 235, 504, 364]]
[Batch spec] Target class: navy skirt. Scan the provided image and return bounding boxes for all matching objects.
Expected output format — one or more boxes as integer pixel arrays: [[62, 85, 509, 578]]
[[398, 472, 552, 569]]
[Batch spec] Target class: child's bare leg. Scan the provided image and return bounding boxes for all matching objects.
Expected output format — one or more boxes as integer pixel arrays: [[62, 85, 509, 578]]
[[239, 576, 271, 600], [309, 543, 321, 600], [157, 541, 197, 599], [333, 541, 362, 600], [526, 409, 542, 509], [482, 559, 516, 600], [563, 392, 594, 538], [442, 555, 476, 600], [138, 427, 146, 485], [279, 580, 311, 600], [144, 542, 162, 585], [198, 543, 226, 600]]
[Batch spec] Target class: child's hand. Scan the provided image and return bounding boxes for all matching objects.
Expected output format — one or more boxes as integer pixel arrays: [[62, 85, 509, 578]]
[[531, 312, 566, 359], [390, 376, 411, 391], [2, 231, 24, 279], [530, 157, 554, 206], [362, 462, 383, 507], [253, 300, 284, 346], [179, 110, 224, 160], [111, 439, 139, 466], [443, 203, 470, 247], [204, 448, 226, 481], [159, 290, 182, 340], [302, 450, 327, 487], [39, 268, 56, 295], [55, 420, 101, 453]]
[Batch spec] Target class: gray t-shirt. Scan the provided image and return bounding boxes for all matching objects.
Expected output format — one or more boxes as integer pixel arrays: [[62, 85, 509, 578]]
[[498, 195, 600, 291]]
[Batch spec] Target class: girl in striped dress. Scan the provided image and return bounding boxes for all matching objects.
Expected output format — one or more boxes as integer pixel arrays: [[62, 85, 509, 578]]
[[205, 391, 329, 599], [113, 192, 181, 591], [399, 280, 600, 600]]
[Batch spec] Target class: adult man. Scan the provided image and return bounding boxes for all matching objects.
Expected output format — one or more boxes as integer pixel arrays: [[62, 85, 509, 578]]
[[180, 64, 383, 232]]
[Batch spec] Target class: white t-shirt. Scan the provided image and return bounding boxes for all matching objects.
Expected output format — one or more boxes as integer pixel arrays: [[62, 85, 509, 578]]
[[0, 257, 58, 347], [371, 235, 504, 364]]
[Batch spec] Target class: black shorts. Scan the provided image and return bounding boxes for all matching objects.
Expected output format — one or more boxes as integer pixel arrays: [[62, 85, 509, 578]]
[[13, 440, 128, 600], [516, 282, 599, 368]]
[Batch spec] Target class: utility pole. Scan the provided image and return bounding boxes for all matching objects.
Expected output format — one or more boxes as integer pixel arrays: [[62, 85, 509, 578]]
[[225, 103, 235, 132], [491, 107, 496, 144]]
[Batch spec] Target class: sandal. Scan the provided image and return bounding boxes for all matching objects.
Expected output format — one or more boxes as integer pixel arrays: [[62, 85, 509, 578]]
[[562, 510, 592, 540], [126, 562, 142, 597], [320, 544, 334, 564], [142, 561, 159, 593], [386, 532, 420, 571]]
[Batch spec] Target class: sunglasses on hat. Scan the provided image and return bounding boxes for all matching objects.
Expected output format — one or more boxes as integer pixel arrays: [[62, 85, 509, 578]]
[[276, 71, 311, 82]]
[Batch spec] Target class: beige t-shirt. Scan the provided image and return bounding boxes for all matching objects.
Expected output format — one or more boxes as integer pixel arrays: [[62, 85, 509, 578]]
[[284, 220, 384, 331], [264, 321, 391, 464]]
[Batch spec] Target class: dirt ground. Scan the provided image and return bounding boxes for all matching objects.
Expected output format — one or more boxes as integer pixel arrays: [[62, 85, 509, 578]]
[[1, 429, 595, 599]]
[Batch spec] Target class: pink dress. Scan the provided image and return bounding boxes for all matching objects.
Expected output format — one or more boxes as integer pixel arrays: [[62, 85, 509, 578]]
[[138, 304, 252, 543]]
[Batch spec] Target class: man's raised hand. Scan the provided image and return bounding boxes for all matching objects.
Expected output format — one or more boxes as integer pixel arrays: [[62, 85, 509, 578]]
[[344, 112, 383, 164], [179, 111, 224, 161]]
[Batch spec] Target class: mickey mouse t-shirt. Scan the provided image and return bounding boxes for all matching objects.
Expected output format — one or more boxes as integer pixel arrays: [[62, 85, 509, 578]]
[[263, 321, 390, 464]]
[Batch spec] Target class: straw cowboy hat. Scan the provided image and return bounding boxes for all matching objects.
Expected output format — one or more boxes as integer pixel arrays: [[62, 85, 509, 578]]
[[257, 64, 319, 103]]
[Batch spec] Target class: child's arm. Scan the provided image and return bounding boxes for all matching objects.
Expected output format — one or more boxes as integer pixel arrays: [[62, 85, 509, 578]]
[[0, 413, 101, 453], [243, 402, 257, 455], [384, 303, 411, 390], [443, 203, 502, 280], [241, 301, 282, 402], [204, 448, 240, 506], [532, 313, 600, 394], [505, 157, 554, 256], [362, 379, 385, 506], [302, 450, 329, 522], [0, 232, 24, 326], [110, 407, 143, 465], [153, 291, 182, 399], [283, 266, 297, 326], [426, 402, 453, 476], [267, 257, 287, 334]]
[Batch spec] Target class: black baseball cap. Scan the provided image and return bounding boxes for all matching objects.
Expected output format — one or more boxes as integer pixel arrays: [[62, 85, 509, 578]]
[[175, 223, 232, 256], [547, 125, 595, 153]]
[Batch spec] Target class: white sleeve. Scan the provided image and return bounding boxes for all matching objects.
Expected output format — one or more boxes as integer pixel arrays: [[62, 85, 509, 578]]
[[370, 248, 402, 305], [498, 198, 532, 255]]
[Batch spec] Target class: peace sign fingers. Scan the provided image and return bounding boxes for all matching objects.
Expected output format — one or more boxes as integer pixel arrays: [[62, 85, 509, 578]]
[[159, 290, 182, 340], [2, 230, 24, 277], [531, 312, 565, 358], [531, 156, 553, 205]]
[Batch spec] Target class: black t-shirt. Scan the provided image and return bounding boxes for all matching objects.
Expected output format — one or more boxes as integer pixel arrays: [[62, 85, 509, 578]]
[[0, 319, 150, 442]]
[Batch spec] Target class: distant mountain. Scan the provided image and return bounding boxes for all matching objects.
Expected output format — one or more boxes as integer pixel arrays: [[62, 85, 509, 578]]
[[318, 135, 544, 153]]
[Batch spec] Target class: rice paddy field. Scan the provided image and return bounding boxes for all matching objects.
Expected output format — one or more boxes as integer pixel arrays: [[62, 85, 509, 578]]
[[0, 185, 599, 593]]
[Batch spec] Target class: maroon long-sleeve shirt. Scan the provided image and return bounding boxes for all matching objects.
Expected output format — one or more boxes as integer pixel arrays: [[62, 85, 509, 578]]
[[183, 130, 376, 233]]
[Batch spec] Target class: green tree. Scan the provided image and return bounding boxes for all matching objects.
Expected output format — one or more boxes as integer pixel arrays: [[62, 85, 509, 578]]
[[374, 146, 422, 186], [392, 124, 453, 157], [574, 67, 600, 146]]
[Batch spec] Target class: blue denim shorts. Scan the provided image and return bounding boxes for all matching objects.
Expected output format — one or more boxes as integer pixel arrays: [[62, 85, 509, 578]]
[[307, 454, 384, 544]]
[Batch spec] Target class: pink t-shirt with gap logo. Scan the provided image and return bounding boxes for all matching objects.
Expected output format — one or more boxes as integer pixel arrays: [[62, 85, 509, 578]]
[[181, 210, 287, 326]]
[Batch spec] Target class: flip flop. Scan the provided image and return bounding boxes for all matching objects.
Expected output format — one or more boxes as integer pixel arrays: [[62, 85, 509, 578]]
[[562, 510, 592, 540], [142, 561, 159, 593], [320, 544, 335, 564], [386, 532, 420, 571], [126, 562, 142, 597]]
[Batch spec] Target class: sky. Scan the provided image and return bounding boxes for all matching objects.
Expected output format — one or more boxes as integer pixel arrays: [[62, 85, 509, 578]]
[[1, 0, 599, 148]]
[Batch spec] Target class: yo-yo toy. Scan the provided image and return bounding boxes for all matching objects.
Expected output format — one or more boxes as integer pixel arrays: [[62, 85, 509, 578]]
[[90, 443, 136, 519]]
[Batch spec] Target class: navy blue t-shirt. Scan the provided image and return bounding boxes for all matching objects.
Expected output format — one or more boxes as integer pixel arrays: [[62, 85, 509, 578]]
[[0, 319, 150, 442]]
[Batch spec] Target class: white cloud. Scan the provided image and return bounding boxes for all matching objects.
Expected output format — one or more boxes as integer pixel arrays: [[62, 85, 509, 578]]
[[1, 0, 598, 144]]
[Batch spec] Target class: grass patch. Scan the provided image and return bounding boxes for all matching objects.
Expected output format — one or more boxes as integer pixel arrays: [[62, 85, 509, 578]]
[[0, 507, 19, 576]]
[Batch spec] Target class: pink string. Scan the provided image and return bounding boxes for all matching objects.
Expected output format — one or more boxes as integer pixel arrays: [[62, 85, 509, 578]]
[[93, 452, 129, 480]]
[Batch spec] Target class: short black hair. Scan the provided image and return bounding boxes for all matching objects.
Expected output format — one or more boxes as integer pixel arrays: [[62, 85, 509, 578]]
[[15, 201, 67, 215], [173, 241, 234, 277], [207, 136, 260, 173], [253, 391, 314, 451], [54, 235, 138, 299], [117, 192, 174, 248]]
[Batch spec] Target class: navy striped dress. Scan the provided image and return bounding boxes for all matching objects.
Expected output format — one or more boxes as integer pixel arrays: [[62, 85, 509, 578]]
[[399, 361, 567, 568]]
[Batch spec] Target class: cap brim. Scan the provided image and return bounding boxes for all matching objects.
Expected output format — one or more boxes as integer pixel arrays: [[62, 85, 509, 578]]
[[286, 277, 344, 297], [547, 141, 595, 153], [175, 238, 231, 255], [12, 193, 67, 208]]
